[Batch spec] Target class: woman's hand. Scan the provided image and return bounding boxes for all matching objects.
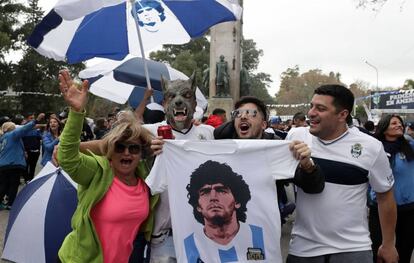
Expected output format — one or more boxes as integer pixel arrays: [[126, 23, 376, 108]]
[[59, 69, 89, 112]]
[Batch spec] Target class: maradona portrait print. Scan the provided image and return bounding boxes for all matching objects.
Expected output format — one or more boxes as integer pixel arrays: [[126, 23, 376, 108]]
[[146, 140, 299, 263]]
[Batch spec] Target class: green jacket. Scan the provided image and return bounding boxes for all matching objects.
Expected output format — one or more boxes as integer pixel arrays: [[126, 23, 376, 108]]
[[57, 110, 158, 263]]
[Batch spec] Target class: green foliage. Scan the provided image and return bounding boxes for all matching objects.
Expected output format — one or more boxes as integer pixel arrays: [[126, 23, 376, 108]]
[[150, 37, 210, 95], [276, 66, 343, 115], [249, 72, 274, 104], [150, 36, 274, 103], [0, 0, 85, 116], [241, 38, 262, 71], [0, 0, 27, 58], [403, 79, 414, 89]]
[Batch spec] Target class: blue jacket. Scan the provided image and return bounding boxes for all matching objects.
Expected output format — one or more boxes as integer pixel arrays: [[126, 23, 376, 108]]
[[0, 121, 36, 169], [390, 141, 414, 207], [41, 131, 59, 166], [371, 141, 414, 208]]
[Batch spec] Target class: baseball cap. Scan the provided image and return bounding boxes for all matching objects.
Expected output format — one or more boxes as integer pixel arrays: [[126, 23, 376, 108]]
[[270, 116, 282, 125]]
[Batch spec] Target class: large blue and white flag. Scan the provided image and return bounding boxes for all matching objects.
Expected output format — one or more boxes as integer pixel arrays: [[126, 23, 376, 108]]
[[28, 0, 242, 64]]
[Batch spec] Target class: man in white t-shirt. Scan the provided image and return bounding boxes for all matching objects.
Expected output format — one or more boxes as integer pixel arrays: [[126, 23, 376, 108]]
[[286, 84, 398, 263]]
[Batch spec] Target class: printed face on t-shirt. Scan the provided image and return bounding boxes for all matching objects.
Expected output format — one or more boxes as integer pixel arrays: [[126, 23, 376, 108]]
[[196, 183, 241, 226]]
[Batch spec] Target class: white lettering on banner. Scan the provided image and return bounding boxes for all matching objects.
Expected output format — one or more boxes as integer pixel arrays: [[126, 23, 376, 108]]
[[396, 97, 414, 105], [386, 100, 395, 106], [390, 93, 414, 101]]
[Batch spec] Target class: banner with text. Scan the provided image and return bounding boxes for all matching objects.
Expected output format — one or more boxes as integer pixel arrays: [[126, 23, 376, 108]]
[[370, 90, 414, 113]]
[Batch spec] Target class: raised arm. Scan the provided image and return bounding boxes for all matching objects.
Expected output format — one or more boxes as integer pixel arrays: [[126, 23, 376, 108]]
[[134, 88, 154, 123], [57, 70, 99, 185]]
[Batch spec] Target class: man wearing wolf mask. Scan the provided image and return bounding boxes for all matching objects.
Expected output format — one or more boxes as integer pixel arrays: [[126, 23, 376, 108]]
[[142, 73, 215, 263]]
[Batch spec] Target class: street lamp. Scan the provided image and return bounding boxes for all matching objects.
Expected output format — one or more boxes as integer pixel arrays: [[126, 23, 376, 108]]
[[365, 60, 378, 90]]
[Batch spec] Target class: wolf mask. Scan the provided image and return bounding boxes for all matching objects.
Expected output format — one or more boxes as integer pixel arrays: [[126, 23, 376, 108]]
[[161, 72, 197, 131]]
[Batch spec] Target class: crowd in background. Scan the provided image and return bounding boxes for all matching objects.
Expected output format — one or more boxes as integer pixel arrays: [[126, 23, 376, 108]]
[[1, 86, 414, 262]]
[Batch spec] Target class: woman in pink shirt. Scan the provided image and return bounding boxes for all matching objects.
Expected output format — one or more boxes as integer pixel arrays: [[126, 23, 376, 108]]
[[56, 70, 157, 263]]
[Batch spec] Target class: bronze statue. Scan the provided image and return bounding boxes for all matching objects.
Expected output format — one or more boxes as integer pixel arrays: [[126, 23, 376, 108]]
[[202, 64, 209, 96], [215, 55, 230, 97]]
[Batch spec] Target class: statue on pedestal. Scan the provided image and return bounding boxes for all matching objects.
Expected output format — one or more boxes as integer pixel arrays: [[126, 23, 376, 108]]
[[240, 67, 251, 97], [215, 55, 230, 97], [201, 64, 209, 97]]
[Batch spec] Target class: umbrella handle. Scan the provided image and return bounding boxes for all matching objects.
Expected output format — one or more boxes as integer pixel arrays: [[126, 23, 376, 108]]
[[130, 0, 152, 92]]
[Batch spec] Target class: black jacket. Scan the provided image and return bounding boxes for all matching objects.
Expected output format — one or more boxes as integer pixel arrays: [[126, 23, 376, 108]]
[[214, 120, 325, 194]]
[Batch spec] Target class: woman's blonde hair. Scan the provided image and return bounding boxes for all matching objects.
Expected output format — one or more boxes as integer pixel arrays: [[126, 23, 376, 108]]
[[101, 111, 153, 158], [1, 122, 16, 134]]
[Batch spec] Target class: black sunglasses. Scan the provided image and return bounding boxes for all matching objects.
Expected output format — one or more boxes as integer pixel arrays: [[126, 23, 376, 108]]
[[114, 142, 142, 154]]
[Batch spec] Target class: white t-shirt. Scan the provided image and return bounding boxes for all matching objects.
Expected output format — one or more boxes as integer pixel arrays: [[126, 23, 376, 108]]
[[146, 140, 299, 263], [143, 121, 215, 241], [287, 127, 394, 257]]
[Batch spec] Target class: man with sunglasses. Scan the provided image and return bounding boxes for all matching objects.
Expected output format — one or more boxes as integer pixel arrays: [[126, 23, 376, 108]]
[[214, 96, 323, 186], [214, 95, 324, 229]]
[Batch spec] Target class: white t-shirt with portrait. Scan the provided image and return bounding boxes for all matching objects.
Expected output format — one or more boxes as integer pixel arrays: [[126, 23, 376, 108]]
[[146, 139, 299, 263]]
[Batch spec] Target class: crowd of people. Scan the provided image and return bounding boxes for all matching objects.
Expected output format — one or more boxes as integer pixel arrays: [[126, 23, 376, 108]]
[[0, 69, 413, 263]]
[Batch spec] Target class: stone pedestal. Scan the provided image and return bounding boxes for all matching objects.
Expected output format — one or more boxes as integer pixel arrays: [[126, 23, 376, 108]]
[[207, 97, 234, 121], [209, 16, 242, 101]]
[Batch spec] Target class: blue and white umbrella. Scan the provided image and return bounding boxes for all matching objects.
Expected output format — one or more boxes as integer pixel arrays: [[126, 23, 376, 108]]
[[79, 55, 208, 109], [2, 162, 77, 263], [27, 0, 242, 64]]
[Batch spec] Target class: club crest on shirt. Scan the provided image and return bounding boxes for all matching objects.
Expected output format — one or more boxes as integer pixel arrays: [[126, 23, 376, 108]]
[[246, 247, 265, 260], [386, 174, 394, 185], [351, 143, 362, 158], [197, 134, 207, 140]]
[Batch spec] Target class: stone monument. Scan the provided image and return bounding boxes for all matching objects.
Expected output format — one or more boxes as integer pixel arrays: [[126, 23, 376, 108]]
[[207, 0, 242, 119]]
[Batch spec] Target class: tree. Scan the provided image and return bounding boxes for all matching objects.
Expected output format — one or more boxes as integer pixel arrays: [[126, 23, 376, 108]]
[[275, 66, 343, 115], [355, 0, 388, 11], [8, 0, 84, 115], [241, 39, 262, 71], [150, 37, 274, 103], [403, 79, 414, 89], [0, 0, 27, 90], [150, 37, 210, 95], [248, 72, 273, 104]]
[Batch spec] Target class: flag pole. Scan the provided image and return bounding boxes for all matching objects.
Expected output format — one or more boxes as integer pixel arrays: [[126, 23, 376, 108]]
[[130, 0, 154, 103]]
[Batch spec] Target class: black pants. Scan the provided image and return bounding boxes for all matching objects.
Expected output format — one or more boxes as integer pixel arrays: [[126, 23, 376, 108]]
[[25, 151, 40, 182], [0, 167, 25, 206], [129, 232, 150, 263], [369, 206, 414, 263]]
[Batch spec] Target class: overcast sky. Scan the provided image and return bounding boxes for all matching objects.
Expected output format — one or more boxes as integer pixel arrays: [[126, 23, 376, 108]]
[[38, 0, 414, 95]]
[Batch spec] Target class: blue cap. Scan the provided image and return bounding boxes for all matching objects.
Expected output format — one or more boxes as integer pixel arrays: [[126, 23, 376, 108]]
[[270, 116, 282, 125]]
